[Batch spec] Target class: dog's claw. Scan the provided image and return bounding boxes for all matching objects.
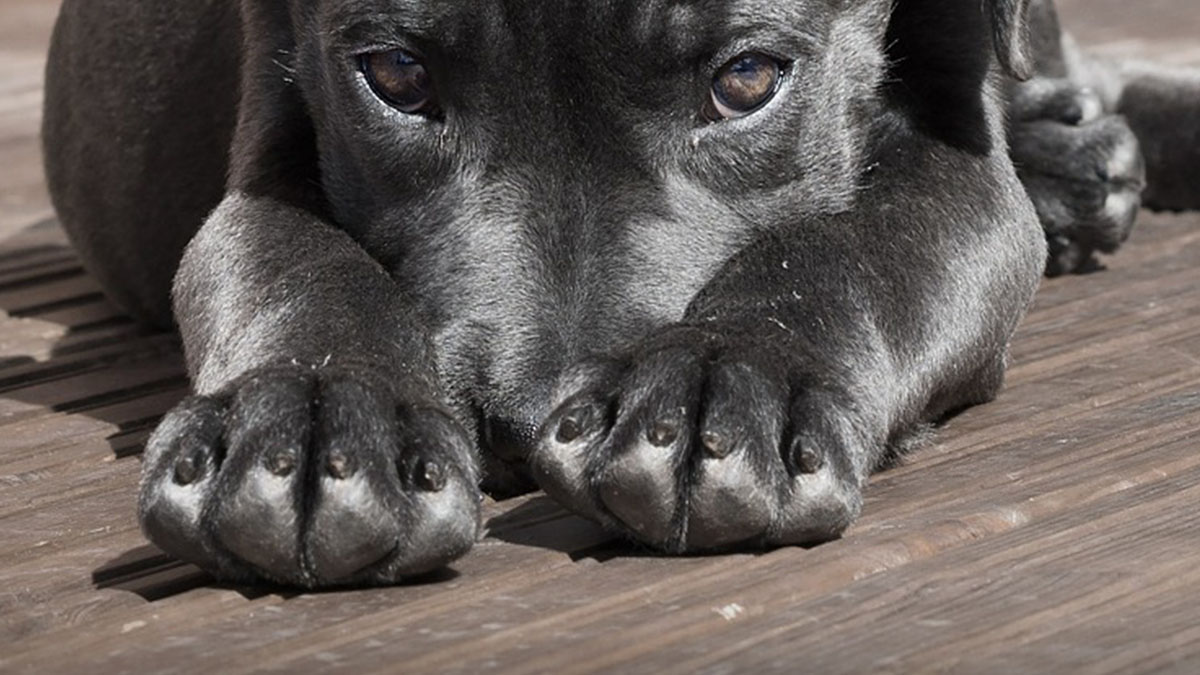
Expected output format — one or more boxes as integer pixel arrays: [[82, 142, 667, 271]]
[[555, 408, 589, 443], [649, 419, 680, 447], [415, 459, 447, 492], [701, 430, 733, 459], [790, 438, 825, 475], [173, 454, 202, 486], [268, 450, 297, 477], [327, 453, 354, 479]]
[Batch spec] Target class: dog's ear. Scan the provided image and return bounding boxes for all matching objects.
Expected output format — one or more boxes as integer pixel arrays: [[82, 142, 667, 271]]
[[883, 0, 1035, 150], [227, 0, 328, 215], [989, 0, 1035, 81]]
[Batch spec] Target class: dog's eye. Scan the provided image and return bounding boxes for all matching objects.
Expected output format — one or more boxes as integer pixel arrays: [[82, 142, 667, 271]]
[[704, 53, 783, 121], [361, 49, 437, 115]]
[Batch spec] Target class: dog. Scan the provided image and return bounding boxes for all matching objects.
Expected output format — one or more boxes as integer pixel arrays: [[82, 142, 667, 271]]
[[41, 0, 1200, 587]]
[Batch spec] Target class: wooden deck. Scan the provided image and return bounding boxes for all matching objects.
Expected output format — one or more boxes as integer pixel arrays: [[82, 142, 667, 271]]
[[3, 1, 1200, 672]]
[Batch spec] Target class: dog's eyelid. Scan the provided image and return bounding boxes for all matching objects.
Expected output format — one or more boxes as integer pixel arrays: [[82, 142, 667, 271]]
[[324, 12, 437, 56], [704, 29, 812, 74], [350, 44, 416, 60]]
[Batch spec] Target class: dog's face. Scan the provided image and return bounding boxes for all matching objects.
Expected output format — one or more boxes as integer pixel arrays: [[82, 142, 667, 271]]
[[289, 0, 889, 444]]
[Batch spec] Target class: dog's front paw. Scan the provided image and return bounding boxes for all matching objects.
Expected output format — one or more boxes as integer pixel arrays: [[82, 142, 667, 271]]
[[1010, 79, 1146, 275], [531, 327, 865, 552], [138, 365, 480, 587]]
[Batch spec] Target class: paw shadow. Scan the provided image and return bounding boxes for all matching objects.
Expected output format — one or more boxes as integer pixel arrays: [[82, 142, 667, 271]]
[[0, 220, 186, 457], [1, 220, 196, 597], [483, 495, 784, 564], [484, 495, 631, 562], [91, 544, 461, 601]]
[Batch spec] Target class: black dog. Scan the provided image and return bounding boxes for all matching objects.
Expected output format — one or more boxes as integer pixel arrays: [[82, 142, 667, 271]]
[[41, 0, 1200, 587]]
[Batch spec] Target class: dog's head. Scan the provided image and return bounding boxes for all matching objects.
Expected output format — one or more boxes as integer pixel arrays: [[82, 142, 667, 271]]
[[235, 0, 1033, 456], [302, 1, 891, 236]]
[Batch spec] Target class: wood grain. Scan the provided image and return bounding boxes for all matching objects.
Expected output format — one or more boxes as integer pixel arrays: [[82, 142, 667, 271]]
[[2, 0, 1199, 672]]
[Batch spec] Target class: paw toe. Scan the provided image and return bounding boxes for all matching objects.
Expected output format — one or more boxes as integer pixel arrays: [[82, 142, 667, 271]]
[[307, 472, 401, 582], [686, 450, 774, 550], [390, 472, 481, 575], [773, 421, 863, 545], [533, 402, 604, 515], [139, 397, 225, 573], [211, 463, 302, 579], [772, 470, 861, 545], [599, 436, 682, 547]]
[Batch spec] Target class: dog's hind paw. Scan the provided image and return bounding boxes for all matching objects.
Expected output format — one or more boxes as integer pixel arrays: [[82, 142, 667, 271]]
[[138, 365, 481, 587], [1010, 78, 1146, 276], [530, 326, 865, 552]]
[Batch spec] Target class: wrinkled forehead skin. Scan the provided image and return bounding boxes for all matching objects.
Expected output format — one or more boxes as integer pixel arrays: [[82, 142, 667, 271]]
[[310, 0, 845, 61], [287, 0, 887, 195], [303, 0, 848, 132]]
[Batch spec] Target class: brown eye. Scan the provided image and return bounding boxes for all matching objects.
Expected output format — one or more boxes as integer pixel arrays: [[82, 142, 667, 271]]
[[704, 53, 782, 121], [361, 49, 437, 115]]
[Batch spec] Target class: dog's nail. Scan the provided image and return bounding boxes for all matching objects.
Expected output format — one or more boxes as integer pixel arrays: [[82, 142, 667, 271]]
[[701, 430, 732, 458], [555, 407, 590, 443], [173, 453, 203, 486], [790, 437, 824, 474], [327, 453, 354, 479], [267, 451, 297, 477], [648, 419, 680, 447], [415, 459, 447, 492]]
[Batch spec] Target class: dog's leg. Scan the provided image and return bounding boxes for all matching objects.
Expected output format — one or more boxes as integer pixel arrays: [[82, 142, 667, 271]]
[[1062, 40, 1200, 213], [135, 3, 481, 587], [1009, 0, 1200, 274], [531, 137, 1046, 551], [42, 0, 240, 326], [1008, 0, 1147, 275], [1009, 79, 1146, 275], [139, 194, 482, 587]]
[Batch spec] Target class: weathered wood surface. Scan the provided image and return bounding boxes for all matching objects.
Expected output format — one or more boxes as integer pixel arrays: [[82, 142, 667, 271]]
[[2, 1, 1199, 672]]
